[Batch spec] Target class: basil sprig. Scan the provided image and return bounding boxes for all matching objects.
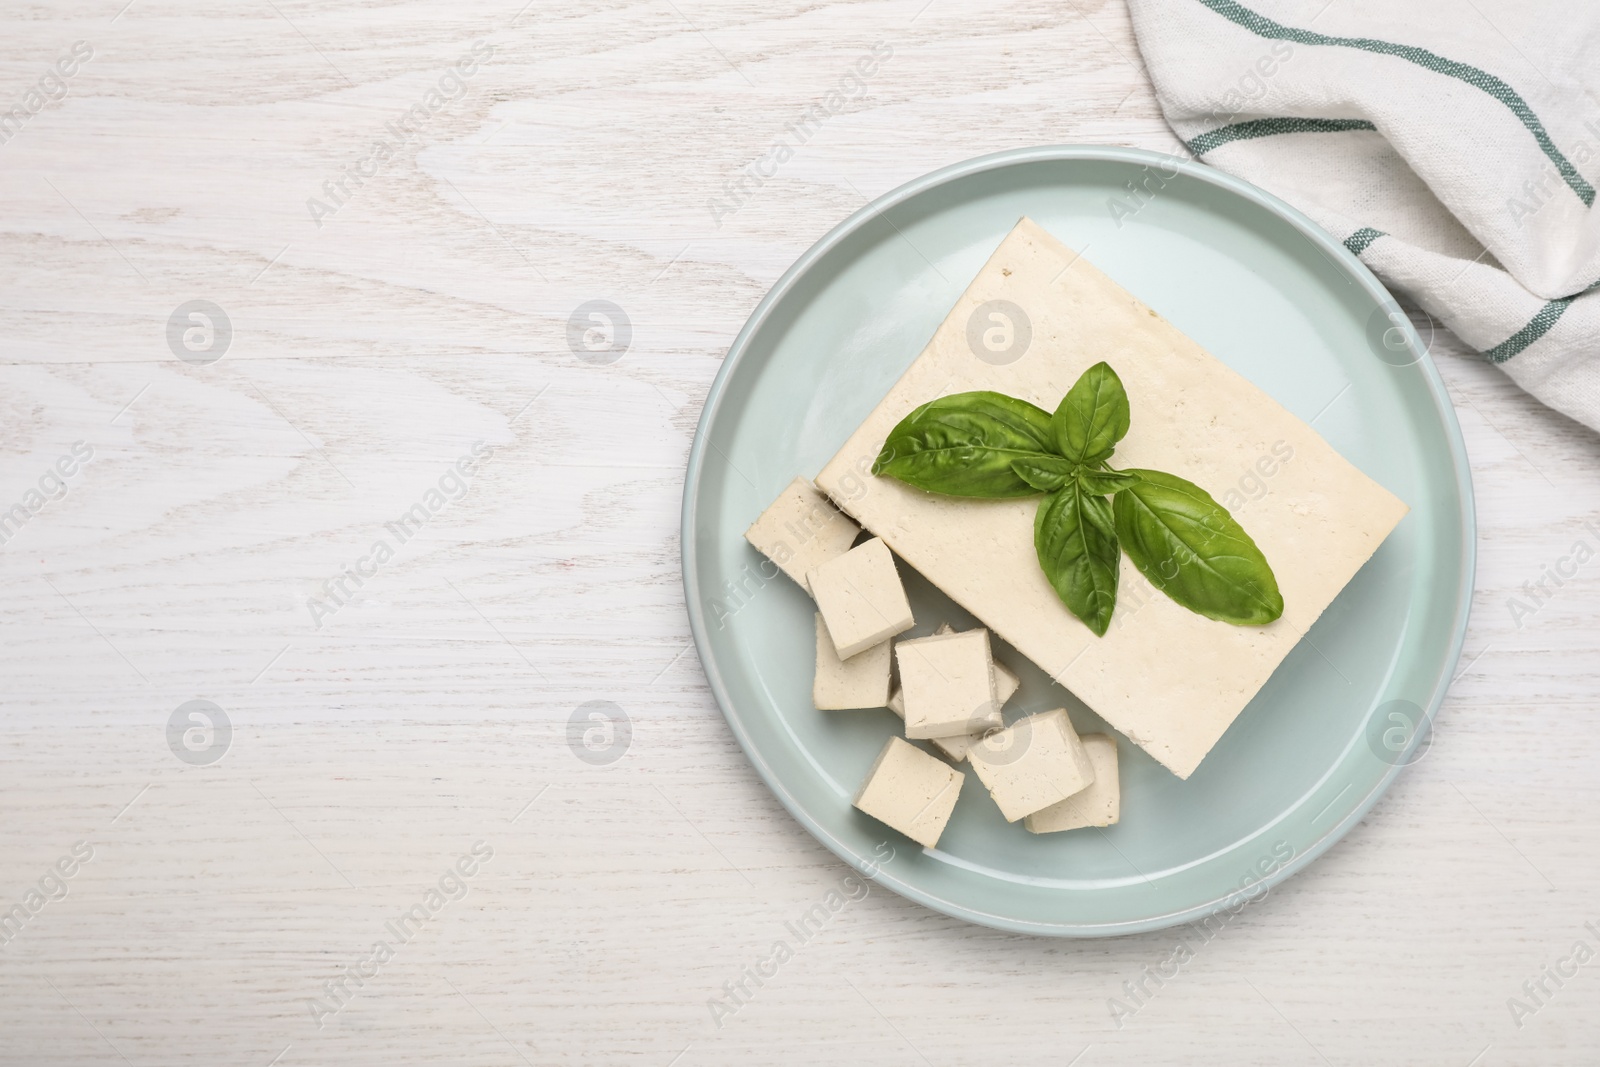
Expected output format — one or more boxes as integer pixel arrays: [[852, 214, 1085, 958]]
[[870, 362, 1283, 636]]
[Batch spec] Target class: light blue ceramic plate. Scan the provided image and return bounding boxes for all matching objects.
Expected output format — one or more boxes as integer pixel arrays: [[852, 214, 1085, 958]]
[[681, 146, 1474, 937]]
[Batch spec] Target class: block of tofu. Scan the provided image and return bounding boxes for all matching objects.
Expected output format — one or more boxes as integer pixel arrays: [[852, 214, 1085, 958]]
[[814, 217, 1409, 778], [968, 709, 1096, 822], [896, 629, 1002, 740], [807, 538, 914, 659], [1024, 734, 1120, 833], [887, 625, 1020, 761], [744, 477, 860, 592], [852, 736, 964, 849], [813, 615, 892, 710]]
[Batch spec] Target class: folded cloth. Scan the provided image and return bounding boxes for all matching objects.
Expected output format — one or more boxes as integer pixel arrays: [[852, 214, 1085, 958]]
[[1126, 0, 1600, 432]]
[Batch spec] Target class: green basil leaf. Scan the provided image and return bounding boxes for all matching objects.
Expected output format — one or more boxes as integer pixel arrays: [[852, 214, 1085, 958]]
[[1075, 468, 1141, 495], [873, 391, 1057, 498], [1011, 454, 1080, 493], [1034, 483, 1121, 637], [1053, 361, 1131, 465], [1112, 468, 1283, 626]]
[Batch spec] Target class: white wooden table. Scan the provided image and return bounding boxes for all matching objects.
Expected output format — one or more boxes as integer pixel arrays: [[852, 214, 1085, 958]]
[[2, 1, 1597, 1064]]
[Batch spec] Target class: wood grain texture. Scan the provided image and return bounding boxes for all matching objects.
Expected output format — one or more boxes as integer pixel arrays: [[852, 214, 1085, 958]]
[[0, 1, 1597, 1064]]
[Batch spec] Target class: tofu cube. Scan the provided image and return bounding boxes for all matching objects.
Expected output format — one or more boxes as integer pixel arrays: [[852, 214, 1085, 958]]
[[807, 538, 914, 659], [926, 728, 978, 764], [896, 629, 1001, 740], [813, 615, 892, 710], [968, 709, 1095, 822], [993, 661, 1021, 707], [937, 624, 1023, 704], [852, 737, 964, 849], [1024, 735, 1120, 833], [744, 477, 860, 592], [886, 625, 1020, 761], [886, 688, 978, 761]]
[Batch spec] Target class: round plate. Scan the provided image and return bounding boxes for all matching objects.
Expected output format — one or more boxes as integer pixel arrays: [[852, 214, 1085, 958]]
[[681, 146, 1474, 936]]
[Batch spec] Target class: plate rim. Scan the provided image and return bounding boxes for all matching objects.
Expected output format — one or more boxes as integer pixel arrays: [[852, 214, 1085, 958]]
[[680, 144, 1477, 937]]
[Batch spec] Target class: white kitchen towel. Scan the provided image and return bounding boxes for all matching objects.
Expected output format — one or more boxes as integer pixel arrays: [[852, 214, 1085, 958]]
[[1125, 0, 1600, 432]]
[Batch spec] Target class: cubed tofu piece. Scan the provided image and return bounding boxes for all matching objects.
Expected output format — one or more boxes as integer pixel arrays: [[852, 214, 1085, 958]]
[[926, 729, 979, 764], [885, 621, 962, 718], [937, 624, 1022, 704], [744, 477, 860, 592], [896, 629, 1001, 740], [968, 709, 1095, 822], [889, 669, 1020, 717], [994, 661, 1021, 706], [814, 217, 1409, 778], [886, 626, 1020, 762], [1024, 734, 1120, 833], [852, 737, 964, 849], [807, 538, 914, 659], [813, 615, 892, 710], [884, 688, 975, 761]]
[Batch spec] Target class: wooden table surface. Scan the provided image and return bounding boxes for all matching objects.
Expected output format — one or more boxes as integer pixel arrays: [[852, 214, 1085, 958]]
[[2, 1, 1598, 1064]]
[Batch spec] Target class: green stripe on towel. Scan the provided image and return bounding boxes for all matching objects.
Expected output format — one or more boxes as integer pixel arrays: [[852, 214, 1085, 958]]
[[1483, 278, 1600, 363], [1483, 298, 1573, 363], [1192, 0, 1595, 207], [1186, 117, 1376, 156], [1342, 228, 1385, 255]]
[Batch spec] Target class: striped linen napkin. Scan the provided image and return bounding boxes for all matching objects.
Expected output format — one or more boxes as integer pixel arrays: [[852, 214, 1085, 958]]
[[1126, 0, 1600, 432]]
